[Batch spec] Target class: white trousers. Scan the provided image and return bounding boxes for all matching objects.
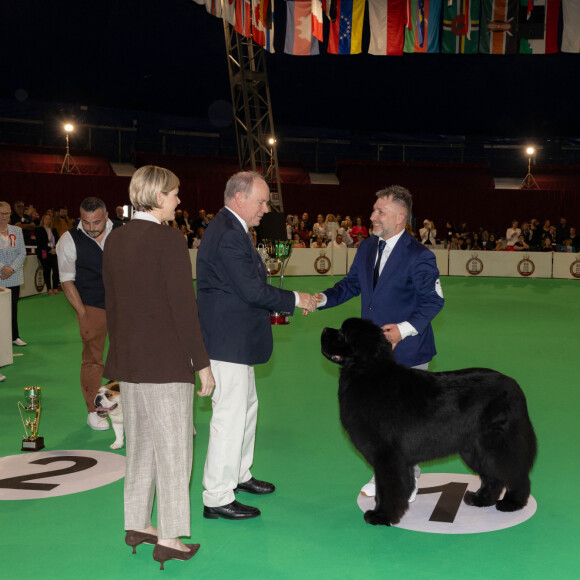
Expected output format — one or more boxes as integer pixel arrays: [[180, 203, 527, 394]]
[[121, 382, 194, 539], [202, 360, 258, 507]]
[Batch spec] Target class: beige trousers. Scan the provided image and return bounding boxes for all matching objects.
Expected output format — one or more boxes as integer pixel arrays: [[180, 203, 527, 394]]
[[121, 382, 194, 539], [202, 360, 258, 507]]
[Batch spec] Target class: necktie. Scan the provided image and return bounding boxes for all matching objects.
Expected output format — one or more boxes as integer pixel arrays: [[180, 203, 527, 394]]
[[373, 239, 386, 289]]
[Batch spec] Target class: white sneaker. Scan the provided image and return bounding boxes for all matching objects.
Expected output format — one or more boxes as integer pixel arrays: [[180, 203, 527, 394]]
[[0, 373, 6, 382], [360, 476, 376, 497], [360, 474, 419, 502], [13, 338, 27, 346], [87, 412, 110, 430]]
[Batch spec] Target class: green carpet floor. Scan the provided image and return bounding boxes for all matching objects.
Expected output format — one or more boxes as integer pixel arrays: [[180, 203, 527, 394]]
[[0, 276, 578, 579]]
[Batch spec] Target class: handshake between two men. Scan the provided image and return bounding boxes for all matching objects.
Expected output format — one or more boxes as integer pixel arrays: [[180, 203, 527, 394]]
[[296, 292, 321, 315]]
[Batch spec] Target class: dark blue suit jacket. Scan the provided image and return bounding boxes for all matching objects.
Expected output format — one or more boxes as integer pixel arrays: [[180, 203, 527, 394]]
[[321, 231, 444, 367], [196, 207, 296, 366]]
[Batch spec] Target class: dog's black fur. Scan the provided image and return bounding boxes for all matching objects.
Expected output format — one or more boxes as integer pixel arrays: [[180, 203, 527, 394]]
[[321, 317, 537, 527]]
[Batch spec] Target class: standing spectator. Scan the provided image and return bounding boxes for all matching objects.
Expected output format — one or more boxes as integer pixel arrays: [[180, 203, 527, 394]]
[[530, 219, 542, 250], [506, 220, 521, 247], [521, 222, 533, 245], [419, 220, 437, 246], [301, 212, 313, 231], [325, 214, 339, 242], [556, 218, 570, 245], [10, 200, 36, 245], [0, 201, 27, 346], [350, 216, 369, 240], [292, 233, 306, 248], [312, 214, 328, 241], [112, 206, 130, 226], [338, 220, 353, 247], [35, 214, 60, 294], [192, 209, 210, 232], [103, 165, 214, 569], [191, 227, 205, 249], [482, 233, 497, 251], [445, 221, 456, 243], [51, 206, 75, 237], [294, 220, 311, 244], [56, 197, 119, 431]]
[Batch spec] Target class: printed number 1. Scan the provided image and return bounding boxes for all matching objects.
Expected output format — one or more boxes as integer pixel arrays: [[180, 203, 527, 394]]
[[417, 482, 470, 523]]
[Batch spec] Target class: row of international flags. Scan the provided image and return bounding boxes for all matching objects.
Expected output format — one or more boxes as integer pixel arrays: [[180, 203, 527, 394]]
[[193, 0, 580, 55]]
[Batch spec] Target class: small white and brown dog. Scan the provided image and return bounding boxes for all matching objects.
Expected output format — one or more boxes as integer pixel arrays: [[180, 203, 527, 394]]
[[94, 381, 124, 449]]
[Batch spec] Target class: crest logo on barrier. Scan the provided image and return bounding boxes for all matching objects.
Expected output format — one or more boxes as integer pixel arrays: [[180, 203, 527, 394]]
[[466, 254, 483, 276], [570, 258, 580, 279], [314, 251, 331, 274], [35, 266, 45, 293], [517, 255, 535, 277]]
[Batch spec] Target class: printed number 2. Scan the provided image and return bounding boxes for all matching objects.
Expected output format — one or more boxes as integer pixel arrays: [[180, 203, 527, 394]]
[[0, 456, 98, 491], [417, 482, 470, 523]]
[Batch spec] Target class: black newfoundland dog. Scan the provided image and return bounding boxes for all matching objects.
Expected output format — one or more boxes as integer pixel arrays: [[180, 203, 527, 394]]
[[321, 318, 537, 527]]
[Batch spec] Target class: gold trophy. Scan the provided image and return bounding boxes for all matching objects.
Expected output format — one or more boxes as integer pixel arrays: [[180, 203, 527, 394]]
[[258, 239, 294, 325], [18, 386, 45, 451]]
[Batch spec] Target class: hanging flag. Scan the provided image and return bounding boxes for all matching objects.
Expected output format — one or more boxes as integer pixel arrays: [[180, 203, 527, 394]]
[[285, 0, 320, 55], [404, 0, 442, 53], [328, 0, 366, 54], [562, 0, 580, 52], [235, 0, 253, 36], [518, 0, 561, 54], [442, 0, 481, 53], [323, 0, 338, 21], [192, 0, 221, 17], [252, 0, 275, 52], [312, 0, 324, 41], [479, 0, 520, 53], [222, 0, 237, 26], [368, 0, 406, 55]]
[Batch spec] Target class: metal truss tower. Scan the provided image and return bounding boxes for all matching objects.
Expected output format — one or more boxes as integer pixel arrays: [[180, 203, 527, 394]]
[[223, 21, 283, 212]]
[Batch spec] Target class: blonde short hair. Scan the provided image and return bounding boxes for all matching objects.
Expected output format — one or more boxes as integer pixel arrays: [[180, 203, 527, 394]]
[[0, 201, 11, 212], [129, 165, 180, 212]]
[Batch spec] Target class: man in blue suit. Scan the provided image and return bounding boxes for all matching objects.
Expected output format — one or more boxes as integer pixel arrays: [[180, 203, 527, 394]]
[[197, 171, 317, 520], [316, 185, 444, 497]]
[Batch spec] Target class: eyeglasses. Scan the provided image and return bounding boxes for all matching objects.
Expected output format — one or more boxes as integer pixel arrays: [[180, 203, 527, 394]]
[[0, 212, 12, 216]]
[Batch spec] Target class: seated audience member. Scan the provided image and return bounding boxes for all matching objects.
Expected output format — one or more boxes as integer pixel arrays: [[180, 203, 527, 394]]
[[294, 220, 311, 244], [419, 220, 437, 245], [482, 233, 497, 251], [458, 222, 469, 239], [312, 214, 328, 241], [506, 220, 521, 247], [51, 206, 74, 237], [471, 233, 482, 250], [350, 216, 368, 240], [286, 215, 295, 240], [448, 235, 460, 250], [192, 209, 210, 231], [549, 226, 558, 249], [179, 224, 192, 247], [328, 233, 347, 249], [521, 222, 533, 245], [301, 212, 313, 231], [479, 226, 490, 243], [513, 234, 530, 251], [310, 235, 327, 249], [292, 233, 306, 248], [191, 227, 205, 249], [559, 239, 574, 252], [541, 237, 554, 252], [35, 214, 60, 294], [494, 237, 504, 251], [569, 227, 579, 252], [353, 233, 365, 248], [338, 221, 353, 247]]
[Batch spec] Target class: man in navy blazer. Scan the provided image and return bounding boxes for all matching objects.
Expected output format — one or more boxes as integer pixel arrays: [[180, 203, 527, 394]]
[[316, 185, 444, 496], [197, 171, 317, 520]]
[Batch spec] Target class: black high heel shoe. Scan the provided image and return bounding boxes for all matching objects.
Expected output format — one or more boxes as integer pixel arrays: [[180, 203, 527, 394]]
[[153, 543, 200, 570], [125, 530, 158, 554]]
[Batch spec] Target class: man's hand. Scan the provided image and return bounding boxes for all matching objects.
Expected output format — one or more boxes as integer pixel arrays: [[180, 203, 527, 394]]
[[297, 292, 318, 314], [382, 324, 402, 349], [197, 365, 216, 397]]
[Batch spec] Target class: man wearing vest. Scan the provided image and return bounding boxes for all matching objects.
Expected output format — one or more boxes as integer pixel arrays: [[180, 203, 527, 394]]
[[57, 197, 119, 430]]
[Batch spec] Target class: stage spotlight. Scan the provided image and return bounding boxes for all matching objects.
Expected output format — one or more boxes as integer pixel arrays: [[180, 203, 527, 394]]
[[61, 123, 79, 174], [521, 145, 538, 190], [268, 137, 276, 146]]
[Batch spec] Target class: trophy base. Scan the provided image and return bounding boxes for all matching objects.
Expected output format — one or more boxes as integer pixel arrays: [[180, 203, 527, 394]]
[[270, 311, 290, 325], [22, 437, 44, 452]]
